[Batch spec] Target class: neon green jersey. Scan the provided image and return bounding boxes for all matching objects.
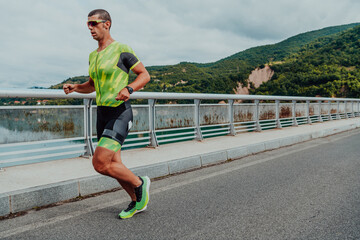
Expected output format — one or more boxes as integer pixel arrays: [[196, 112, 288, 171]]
[[89, 41, 140, 107]]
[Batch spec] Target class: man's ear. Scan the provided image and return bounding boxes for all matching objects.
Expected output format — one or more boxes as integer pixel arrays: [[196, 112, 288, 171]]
[[104, 21, 111, 30]]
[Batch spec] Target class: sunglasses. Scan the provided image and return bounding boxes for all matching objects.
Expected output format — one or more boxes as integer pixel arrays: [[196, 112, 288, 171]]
[[87, 20, 107, 27]]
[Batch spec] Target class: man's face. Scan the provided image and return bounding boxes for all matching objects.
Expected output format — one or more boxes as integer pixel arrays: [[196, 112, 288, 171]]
[[87, 14, 108, 41]]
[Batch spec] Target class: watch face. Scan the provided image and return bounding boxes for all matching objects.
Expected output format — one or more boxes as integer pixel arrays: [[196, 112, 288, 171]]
[[126, 86, 133, 94]]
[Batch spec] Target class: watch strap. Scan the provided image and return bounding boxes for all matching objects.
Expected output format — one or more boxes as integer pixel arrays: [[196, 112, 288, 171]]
[[125, 86, 133, 94]]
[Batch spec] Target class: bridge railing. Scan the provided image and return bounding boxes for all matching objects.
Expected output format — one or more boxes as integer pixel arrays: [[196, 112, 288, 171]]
[[0, 88, 359, 168]]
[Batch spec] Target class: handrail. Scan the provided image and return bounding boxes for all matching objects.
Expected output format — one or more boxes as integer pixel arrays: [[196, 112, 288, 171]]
[[1, 88, 360, 102], [0, 88, 359, 168]]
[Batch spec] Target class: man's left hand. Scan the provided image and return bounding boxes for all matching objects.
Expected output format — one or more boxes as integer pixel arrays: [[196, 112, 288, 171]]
[[116, 88, 130, 101]]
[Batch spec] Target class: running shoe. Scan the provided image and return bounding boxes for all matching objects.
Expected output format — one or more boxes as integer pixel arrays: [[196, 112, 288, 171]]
[[135, 176, 150, 211], [118, 201, 147, 219]]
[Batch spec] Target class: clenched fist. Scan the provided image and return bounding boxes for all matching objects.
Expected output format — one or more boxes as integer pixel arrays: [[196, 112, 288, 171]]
[[115, 88, 130, 101], [63, 84, 76, 94]]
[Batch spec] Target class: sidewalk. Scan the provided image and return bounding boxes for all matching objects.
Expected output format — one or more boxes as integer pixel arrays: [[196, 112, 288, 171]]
[[1, 118, 360, 216]]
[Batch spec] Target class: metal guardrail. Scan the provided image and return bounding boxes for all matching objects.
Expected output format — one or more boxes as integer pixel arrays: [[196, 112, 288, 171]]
[[0, 88, 360, 168]]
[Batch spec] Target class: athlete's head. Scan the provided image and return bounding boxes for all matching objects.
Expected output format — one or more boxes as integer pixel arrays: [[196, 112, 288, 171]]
[[88, 9, 112, 28], [87, 9, 112, 40]]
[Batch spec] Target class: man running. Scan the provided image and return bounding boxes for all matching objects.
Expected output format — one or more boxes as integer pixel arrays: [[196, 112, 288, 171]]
[[63, 9, 151, 219]]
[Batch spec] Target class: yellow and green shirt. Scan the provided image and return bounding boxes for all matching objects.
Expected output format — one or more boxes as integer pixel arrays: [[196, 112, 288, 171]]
[[89, 41, 140, 107]]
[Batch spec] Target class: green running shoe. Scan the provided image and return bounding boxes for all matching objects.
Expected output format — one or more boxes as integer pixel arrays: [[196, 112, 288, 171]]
[[118, 201, 147, 219], [119, 201, 137, 219], [135, 176, 150, 211]]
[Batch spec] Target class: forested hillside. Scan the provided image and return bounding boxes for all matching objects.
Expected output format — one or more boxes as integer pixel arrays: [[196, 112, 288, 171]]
[[143, 23, 360, 96], [252, 25, 360, 98], [220, 23, 360, 66]]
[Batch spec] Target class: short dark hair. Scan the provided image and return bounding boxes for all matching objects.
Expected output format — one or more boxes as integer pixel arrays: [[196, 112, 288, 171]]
[[88, 9, 112, 29]]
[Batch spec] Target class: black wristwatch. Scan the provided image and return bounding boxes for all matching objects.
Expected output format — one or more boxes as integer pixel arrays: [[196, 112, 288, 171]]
[[125, 86, 134, 94]]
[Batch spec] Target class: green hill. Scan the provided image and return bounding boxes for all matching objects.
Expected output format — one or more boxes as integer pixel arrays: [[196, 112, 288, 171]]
[[143, 22, 360, 96], [50, 76, 89, 89], [252, 25, 360, 98], [220, 23, 360, 66]]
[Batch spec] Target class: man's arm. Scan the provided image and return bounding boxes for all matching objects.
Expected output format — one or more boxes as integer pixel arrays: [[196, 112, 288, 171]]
[[63, 78, 95, 95], [115, 62, 150, 101]]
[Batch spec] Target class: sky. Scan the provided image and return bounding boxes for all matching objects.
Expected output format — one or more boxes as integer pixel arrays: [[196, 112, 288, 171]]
[[1, 0, 360, 89]]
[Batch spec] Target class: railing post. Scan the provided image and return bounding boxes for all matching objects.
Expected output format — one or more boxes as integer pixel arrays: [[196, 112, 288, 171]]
[[318, 101, 323, 122], [336, 101, 341, 120], [194, 99, 203, 140], [228, 100, 236, 136], [276, 100, 282, 128], [328, 101, 332, 121], [345, 101, 348, 119], [148, 99, 158, 147], [83, 99, 94, 156], [351, 102, 355, 118], [306, 100, 311, 124], [292, 100, 298, 126], [358, 101, 360, 117], [255, 100, 261, 131]]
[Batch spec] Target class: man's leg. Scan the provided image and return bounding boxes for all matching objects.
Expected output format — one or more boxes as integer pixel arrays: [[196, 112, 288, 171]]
[[112, 150, 136, 201], [111, 150, 150, 218], [92, 146, 142, 188], [93, 137, 150, 218]]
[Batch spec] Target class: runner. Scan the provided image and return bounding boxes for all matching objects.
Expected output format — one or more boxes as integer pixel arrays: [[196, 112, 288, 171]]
[[63, 9, 151, 219]]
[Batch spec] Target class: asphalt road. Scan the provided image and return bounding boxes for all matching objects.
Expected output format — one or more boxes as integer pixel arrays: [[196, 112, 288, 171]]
[[1, 130, 360, 240]]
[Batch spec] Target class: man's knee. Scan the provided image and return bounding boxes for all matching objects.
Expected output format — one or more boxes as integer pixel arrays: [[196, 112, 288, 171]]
[[93, 161, 110, 175], [92, 147, 114, 175]]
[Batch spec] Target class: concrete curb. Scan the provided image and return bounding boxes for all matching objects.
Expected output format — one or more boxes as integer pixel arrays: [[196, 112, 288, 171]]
[[1, 121, 360, 217], [0, 194, 10, 216], [9, 182, 79, 213]]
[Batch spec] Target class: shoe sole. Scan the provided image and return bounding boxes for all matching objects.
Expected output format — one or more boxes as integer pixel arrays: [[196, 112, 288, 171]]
[[138, 205, 147, 213]]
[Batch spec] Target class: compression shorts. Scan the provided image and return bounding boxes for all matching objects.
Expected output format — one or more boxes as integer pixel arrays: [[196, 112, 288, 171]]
[[96, 101, 133, 152]]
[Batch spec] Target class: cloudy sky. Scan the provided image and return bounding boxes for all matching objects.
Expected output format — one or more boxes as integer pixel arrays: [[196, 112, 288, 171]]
[[1, 0, 360, 88]]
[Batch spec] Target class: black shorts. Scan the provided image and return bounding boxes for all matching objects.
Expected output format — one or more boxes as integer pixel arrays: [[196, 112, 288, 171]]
[[96, 101, 133, 151]]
